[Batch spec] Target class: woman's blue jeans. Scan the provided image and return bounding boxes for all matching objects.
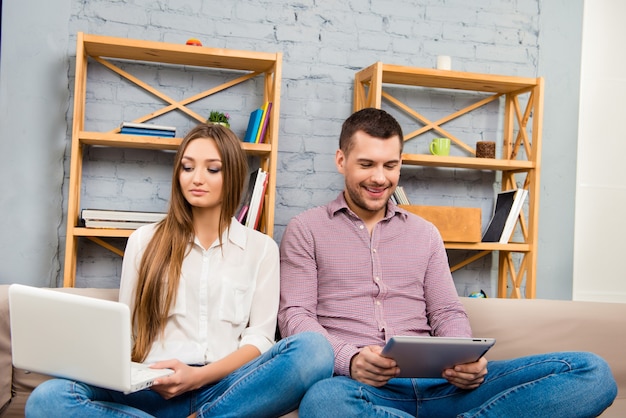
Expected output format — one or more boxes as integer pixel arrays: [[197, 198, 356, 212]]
[[25, 332, 333, 418], [299, 351, 617, 418]]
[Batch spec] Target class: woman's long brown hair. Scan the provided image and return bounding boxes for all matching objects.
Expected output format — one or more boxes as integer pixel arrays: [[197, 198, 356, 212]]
[[131, 123, 248, 362]]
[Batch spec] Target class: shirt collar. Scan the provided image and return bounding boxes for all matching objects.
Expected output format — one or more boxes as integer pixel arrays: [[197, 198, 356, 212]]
[[226, 218, 247, 249], [328, 192, 408, 222], [191, 217, 248, 251]]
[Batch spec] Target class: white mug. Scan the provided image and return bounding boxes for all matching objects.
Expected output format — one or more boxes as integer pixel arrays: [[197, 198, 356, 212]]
[[436, 55, 451, 70]]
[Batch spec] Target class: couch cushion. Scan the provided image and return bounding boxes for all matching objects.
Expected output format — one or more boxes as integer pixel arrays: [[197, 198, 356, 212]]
[[461, 297, 626, 417]]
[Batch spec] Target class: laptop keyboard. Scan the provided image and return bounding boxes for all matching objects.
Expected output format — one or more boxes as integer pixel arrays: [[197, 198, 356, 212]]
[[130, 362, 171, 384]]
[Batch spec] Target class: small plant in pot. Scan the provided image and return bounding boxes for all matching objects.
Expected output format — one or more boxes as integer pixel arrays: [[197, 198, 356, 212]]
[[207, 111, 230, 128]]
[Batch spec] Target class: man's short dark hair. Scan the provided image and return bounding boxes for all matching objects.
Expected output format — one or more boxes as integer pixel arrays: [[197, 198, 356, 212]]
[[339, 108, 404, 155]]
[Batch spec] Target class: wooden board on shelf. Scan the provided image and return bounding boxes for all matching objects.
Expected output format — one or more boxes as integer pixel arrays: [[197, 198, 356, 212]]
[[82, 33, 279, 72], [358, 62, 540, 94], [399, 205, 481, 243]]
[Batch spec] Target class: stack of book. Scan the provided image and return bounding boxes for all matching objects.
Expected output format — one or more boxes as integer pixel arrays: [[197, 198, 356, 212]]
[[119, 122, 176, 138], [391, 186, 410, 205], [236, 168, 269, 230], [81, 209, 167, 230], [243, 102, 272, 143]]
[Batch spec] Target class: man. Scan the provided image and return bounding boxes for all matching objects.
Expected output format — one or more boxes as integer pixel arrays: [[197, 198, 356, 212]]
[[278, 108, 617, 417]]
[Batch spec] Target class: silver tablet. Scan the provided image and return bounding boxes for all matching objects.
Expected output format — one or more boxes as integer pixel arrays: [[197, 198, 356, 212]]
[[381, 336, 496, 378]]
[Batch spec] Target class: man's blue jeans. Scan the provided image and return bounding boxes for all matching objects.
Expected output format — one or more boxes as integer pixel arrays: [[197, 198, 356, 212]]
[[299, 351, 617, 417], [25, 332, 333, 418]]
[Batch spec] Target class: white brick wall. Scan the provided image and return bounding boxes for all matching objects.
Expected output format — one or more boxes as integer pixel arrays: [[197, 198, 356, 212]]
[[64, 0, 540, 294]]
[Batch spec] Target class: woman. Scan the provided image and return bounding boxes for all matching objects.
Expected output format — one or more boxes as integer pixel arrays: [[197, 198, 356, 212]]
[[26, 123, 333, 418]]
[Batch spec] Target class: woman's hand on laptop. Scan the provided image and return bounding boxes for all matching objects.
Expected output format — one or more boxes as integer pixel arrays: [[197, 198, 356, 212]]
[[149, 359, 203, 399], [350, 345, 400, 387], [442, 356, 488, 390]]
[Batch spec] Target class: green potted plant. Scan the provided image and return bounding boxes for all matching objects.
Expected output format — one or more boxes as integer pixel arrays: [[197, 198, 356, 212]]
[[207, 111, 230, 128]]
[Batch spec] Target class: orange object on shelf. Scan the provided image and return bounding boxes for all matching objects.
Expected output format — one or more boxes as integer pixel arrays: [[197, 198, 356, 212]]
[[185, 38, 202, 46]]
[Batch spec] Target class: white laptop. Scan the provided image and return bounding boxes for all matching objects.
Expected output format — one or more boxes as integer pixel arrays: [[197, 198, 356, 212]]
[[381, 335, 496, 378], [8, 284, 173, 394]]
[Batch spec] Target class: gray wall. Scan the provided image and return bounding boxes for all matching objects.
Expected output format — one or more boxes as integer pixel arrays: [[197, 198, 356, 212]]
[[0, 0, 72, 287], [0, 0, 582, 299], [536, 0, 583, 299]]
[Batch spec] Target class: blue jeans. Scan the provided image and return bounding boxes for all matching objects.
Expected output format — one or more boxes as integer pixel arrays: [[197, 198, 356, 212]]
[[299, 352, 617, 418], [25, 332, 333, 418]]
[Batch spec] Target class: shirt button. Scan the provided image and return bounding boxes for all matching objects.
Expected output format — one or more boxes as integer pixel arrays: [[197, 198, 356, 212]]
[[372, 248, 377, 253], [359, 225, 364, 229], [376, 300, 381, 305], [374, 277, 380, 282]]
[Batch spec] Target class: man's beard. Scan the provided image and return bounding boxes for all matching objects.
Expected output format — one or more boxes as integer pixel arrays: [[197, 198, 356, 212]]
[[345, 183, 390, 213]]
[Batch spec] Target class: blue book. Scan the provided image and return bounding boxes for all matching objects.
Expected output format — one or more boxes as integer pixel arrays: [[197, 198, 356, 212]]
[[243, 109, 264, 143], [120, 127, 176, 137], [120, 122, 176, 132]]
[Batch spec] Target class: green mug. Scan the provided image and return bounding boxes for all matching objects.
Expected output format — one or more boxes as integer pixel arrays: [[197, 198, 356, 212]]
[[430, 137, 450, 156]]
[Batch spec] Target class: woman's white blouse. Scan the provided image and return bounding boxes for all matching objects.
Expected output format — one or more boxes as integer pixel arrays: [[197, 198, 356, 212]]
[[118, 219, 280, 365]]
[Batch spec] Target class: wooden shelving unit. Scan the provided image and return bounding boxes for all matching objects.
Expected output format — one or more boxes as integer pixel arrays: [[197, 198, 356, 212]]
[[354, 62, 543, 298], [63, 33, 282, 287]]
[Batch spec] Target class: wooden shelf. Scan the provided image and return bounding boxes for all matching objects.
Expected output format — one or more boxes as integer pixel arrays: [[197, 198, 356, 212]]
[[444, 242, 530, 251], [82, 33, 280, 72], [72, 227, 134, 238], [354, 62, 543, 298], [63, 33, 282, 287], [356, 63, 538, 94], [79, 131, 272, 155], [79, 131, 181, 150], [401, 154, 534, 171]]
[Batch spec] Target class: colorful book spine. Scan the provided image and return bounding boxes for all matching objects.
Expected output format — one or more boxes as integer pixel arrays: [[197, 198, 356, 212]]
[[256, 102, 272, 144], [243, 109, 264, 143], [254, 102, 270, 143]]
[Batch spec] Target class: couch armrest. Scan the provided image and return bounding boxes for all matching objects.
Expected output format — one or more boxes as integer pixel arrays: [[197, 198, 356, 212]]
[[461, 297, 626, 400]]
